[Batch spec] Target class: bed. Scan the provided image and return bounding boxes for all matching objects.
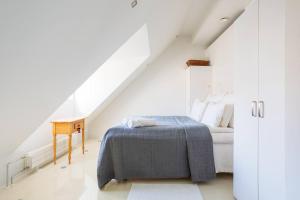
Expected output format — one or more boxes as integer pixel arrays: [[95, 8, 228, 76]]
[[209, 127, 233, 173], [97, 116, 216, 189]]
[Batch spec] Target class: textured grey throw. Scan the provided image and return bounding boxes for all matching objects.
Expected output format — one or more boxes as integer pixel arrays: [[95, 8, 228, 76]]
[[97, 116, 215, 189]]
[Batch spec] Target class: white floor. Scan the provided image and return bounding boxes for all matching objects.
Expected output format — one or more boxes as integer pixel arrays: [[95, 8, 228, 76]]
[[0, 140, 234, 200]]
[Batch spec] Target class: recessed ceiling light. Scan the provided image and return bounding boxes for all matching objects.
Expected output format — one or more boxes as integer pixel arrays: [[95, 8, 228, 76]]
[[220, 17, 229, 22], [131, 0, 138, 8]]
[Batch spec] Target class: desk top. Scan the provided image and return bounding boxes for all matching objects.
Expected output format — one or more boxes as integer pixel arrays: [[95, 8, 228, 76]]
[[51, 117, 85, 123]]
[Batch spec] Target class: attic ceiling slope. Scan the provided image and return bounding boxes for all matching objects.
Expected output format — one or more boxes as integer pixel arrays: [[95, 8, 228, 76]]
[[0, 0, 196, 158], [192, 0, 251, 47], [0, 0, 145, 158], [180, 0, 218, 36]]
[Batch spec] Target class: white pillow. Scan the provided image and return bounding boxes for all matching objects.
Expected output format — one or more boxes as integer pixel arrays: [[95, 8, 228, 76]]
[[201, 103, 225, 127], [189, 99, 207, 122], [220, 104, 234, 127]]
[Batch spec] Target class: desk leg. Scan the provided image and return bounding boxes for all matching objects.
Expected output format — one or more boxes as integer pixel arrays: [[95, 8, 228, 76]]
[[82, 128, 85, 154], [52, 125, 56, 165], [68, 134, 72, 164]]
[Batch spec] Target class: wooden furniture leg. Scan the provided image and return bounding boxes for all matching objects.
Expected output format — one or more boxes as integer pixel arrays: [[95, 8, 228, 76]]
[[52, 118, 85, 164], [53, 125, 56, 165], [68, 134, 72, 164], [82, 128, 85, 154]]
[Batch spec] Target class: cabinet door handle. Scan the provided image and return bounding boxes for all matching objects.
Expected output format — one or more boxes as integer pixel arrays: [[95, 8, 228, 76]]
[[251, 101, 258, 117], [258, 101, 264, 118]]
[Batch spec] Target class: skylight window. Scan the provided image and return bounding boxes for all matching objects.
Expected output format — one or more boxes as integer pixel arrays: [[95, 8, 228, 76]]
[[73, 24, 150, 116], [15, 25, 150, 153]]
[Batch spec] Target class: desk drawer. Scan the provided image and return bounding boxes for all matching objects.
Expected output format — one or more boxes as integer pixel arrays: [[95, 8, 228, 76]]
[[72, 121, 84, 132], [55, 123, 70, 134]]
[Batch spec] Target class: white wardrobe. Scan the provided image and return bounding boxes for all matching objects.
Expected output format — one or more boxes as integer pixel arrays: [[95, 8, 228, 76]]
[[234, 0, 300, 199]]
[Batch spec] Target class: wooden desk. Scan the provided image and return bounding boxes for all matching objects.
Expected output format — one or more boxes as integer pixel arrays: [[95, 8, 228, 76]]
[[51, 118, 85, 164]]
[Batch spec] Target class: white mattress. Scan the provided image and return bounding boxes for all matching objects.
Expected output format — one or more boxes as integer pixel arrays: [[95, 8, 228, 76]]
[[211, 133, 233, 144], [209, 127, 234, 133], [209, 127, 234, 173], [209, 127, 233, 144]]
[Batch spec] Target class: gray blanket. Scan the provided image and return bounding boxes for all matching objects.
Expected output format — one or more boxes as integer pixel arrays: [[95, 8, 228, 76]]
[[97, 116, 215, 189]]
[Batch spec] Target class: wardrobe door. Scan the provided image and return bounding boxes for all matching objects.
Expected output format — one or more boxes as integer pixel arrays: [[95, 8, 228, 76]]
[[258, 0, 286, 199], [233, 1, 259, 200]]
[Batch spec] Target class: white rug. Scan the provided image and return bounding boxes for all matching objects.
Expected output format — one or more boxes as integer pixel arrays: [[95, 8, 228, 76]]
[[127, 183, 204, 200]]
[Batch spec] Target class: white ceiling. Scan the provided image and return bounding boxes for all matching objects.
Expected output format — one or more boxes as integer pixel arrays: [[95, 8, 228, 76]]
[[192, 0, 252, 47], [138, 0, 194, 61], [180, 0, 218, 36]]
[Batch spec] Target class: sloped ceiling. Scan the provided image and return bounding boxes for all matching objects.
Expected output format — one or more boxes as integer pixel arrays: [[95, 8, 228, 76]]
[[180, 0, 218, 36], [0, 0, 205, 158], [192, 0, 252, 47]]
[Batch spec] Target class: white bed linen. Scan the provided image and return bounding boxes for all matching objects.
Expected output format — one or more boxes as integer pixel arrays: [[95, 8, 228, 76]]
[[210, 131, 233, 173], [211, 133, 233, 144], [209, 127, 234, 133], [201, 103, 225, 127], [189, 99, 207, 122]]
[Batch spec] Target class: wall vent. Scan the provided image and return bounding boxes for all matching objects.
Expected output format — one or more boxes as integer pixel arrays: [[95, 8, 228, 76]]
[[25, 137, 69, 169], [6, 135, 81, 186]]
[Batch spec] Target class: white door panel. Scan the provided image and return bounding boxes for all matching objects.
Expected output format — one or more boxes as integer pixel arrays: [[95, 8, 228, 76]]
[[258, 0, 286, 199], [233, 1, 259, 200]]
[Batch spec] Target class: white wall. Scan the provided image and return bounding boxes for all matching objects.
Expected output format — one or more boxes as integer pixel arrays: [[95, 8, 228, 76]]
[[185, 67, 212, 114], [0, 96, 82, 188], [89, 37, 205, 138], [9, 96, 82, 161], [206, 25, 235, 95], [286, 0, 300, 199]]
